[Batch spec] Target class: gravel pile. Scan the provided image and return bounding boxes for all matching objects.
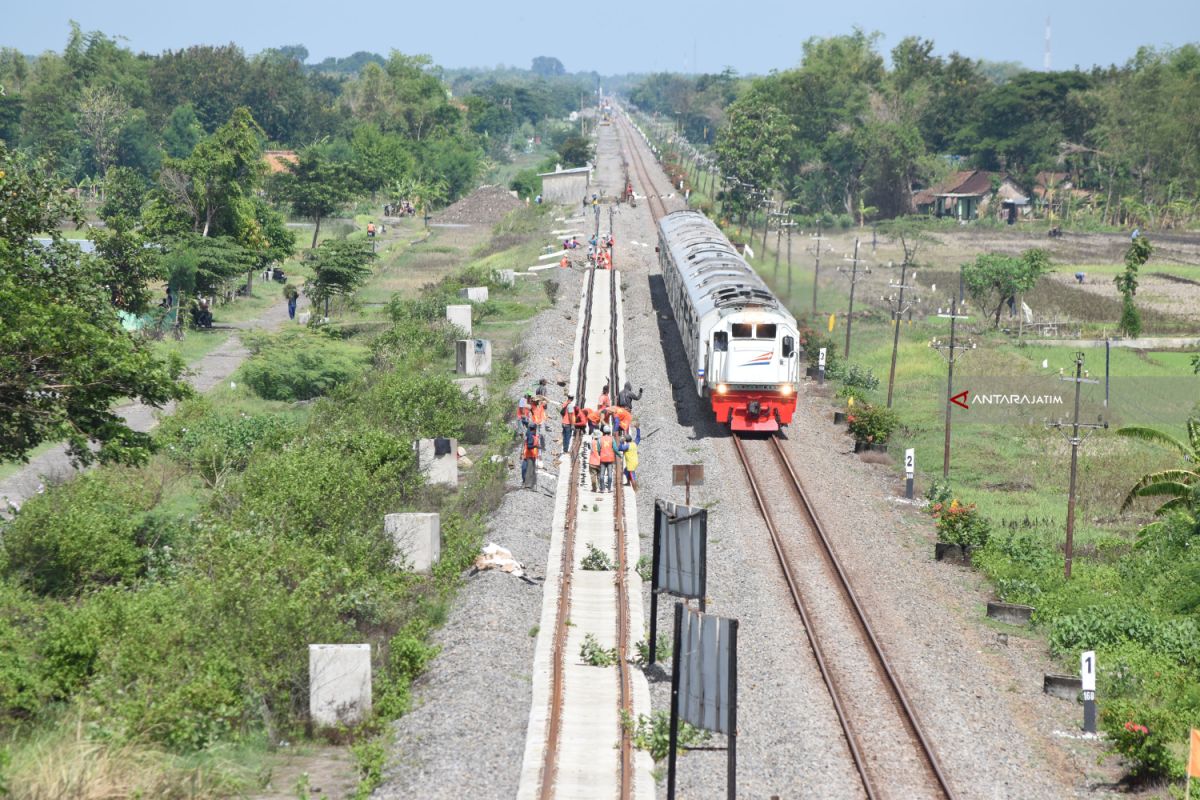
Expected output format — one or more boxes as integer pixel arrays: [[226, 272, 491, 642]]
[[373, 267, 583, 800], [434, 185, 525, 225]]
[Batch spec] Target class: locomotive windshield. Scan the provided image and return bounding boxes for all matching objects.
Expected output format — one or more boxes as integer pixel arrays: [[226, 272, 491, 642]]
[[731, 323, 753, 338], [755, 324, 777, 339]]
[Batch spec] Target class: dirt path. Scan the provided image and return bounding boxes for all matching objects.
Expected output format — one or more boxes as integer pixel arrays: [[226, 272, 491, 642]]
[[0, 292, 308, 510]]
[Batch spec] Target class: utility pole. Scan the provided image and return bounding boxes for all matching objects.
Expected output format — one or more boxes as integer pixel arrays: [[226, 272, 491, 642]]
[[761, 195, 774, 258], [931, 270, 973, 479], [774, 211, 783, 279], [811, 223, 824, 319], [842, 239, 862, 359], [1047, 353, 1105, 580], [885, 260, 919, 408]]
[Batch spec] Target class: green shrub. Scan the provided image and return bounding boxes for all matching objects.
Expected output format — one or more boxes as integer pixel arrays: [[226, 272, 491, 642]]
[[157, 398, 291, 485], [930, 500, 991, 547], [846, 404, 900, 444], [841, 363, 879, 392], [1, 469, 158, 596], [836, 384, 869, 404], [240, 331, 369, 401], [0, 581, 49, 720], [925, 477, 953, 506], [336, 369, 487, 444]]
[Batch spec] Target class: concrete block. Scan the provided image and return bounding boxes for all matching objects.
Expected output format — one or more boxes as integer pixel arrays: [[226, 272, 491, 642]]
[[459, 286, 489, 303], [454, 377, 488, 398], [416, 438, 458, 488], [497, 270, 516, 286], [446, 305, 472, 337], [309, 644, 371, 727], [384, 512, 441, 573], [456, 339, 492, 376]]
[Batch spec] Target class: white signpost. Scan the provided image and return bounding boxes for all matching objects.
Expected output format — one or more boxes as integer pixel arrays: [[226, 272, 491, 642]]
[[904, 448, 916, 499], [1081, 650, 1097, 733]]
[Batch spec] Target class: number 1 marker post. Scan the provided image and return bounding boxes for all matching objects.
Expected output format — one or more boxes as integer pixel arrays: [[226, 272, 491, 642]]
[[818, 347, 827, 386], [1081, 650, 1097, 733], [904, 448, 915, 500]]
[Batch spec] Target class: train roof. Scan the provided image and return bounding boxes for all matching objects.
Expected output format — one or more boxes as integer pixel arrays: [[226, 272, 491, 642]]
[[658, 210, 793, 322]]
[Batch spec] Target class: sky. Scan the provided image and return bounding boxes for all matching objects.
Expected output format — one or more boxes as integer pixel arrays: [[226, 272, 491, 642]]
[[4, 0, 1196, 75]]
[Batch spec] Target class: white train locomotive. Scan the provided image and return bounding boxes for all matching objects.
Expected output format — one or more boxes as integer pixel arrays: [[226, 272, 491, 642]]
[[657, 210, 800, 432]]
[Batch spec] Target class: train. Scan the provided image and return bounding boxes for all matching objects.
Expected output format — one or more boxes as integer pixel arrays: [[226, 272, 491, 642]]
[[657, 210, 800, 432]]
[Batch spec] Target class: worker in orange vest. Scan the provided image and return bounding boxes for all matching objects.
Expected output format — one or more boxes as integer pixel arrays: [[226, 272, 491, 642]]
[[585, 406, 601, 433], [516, 393, 532, 433], [610, 405, 632, 433], [574, 404, 590, 440], [521, 424, 539, 490], [560, 254, 569, 269], [587, 429, 601, 491], [561, 396, 576, 453], [598, 425, 616, 492], [597, 385, 610, 410], [530, 398, 547, 453]]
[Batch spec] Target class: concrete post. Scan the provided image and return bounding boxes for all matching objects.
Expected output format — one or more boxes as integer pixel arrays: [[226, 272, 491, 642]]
[[456, 339, 492, 376], [309, 644, 371, 727], [384, 512, 441, 573], [446, 305, 472, 337], [459, 286, 489, 303], [415, 438, 458, 487]]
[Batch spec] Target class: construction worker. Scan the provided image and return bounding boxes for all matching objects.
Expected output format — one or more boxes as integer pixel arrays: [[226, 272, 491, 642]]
[[585, 405, 601, 433], [530, 398, 547, 452], [598, 425, 616, 492], [610, 404, 632, 434], [521, 424, 539, 490], [618, 430, 639, 491], [617, 381, 643, 411], [560, 254, 569, 269], [516, 393, 532, 432], [597, 385, 610, 411], [587, 430, 601, 491], [561, 396, 576, 453]]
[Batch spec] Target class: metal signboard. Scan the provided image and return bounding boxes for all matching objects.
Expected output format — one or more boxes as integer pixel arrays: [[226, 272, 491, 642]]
[[669, 602, 738, 800], [650, 500, 708, 668]]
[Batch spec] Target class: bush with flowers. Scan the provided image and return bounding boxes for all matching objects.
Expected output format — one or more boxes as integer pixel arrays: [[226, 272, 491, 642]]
[[1101, 702, 1187, 780], [931, 499, 991, 547]]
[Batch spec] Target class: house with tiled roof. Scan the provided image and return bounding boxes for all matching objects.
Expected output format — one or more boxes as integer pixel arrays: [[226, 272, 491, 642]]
[[912, 169, 1029, 222]]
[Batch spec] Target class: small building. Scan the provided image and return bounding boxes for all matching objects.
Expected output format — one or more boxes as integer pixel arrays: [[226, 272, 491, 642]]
[[538, 164, 592, 205], [913, 169, 1029, 222], [1033, 171, 1093, 217]]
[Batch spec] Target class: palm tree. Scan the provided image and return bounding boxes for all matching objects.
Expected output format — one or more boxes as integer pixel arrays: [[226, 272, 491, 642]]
[[1117, 417, 1200, 518]]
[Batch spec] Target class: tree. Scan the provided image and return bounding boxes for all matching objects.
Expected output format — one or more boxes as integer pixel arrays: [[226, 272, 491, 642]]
[[161, 103, 203, 159], [154, 107, 266, 238], [98, 166, 148, 225], [77, 85, 128, 176], [1117, 417, 1200, 522], [1116, 234, 1152, 337], [531, 56, 565, 77], [714, 95, 793, 219], [556, 135, 592, 168], [0, 143, 188, 465], [962, 248, 1051, 328], [91, 225, 163, 314], [279, 147, 357, 249], [306, 239, 375, 318]]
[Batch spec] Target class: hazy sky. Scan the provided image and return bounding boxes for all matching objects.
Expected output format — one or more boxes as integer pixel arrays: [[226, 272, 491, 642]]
[[5, 0, 1196, 75]]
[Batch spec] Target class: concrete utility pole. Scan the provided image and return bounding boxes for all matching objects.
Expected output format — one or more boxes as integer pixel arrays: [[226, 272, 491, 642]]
[[761, 195, 774, 257], [842, 239, 861, 359], [931, 270, 973, 479], [811, 223, 824, 319], [885, 261, 919, 408], [1047, 353, 1105, 580], [786, 218, 795, 302]]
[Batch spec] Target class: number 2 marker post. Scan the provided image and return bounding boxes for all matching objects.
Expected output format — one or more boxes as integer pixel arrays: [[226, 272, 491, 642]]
[[905, 448, 915, 499], [818, 347, 826, 386]]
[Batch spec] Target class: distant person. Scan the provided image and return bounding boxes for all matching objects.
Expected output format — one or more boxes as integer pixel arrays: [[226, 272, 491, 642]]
[[617, 381, 642, 410], [521, 425, 539, 490], [287, 293, 298, 320]]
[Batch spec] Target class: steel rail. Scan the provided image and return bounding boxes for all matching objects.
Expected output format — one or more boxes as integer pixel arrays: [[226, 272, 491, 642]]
[[730, 434, 878, 799], [614, 111, 669, 222], [539, 264, 597, 800], [737, 434, 958, 799]]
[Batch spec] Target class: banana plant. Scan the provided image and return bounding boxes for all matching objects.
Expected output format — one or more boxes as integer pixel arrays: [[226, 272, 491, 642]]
[[1117, 417, 1200, 528]]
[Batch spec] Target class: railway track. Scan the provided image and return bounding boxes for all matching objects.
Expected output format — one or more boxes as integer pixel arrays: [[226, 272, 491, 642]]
[[537, 229, 636, 797], [614, 111, 669, 223], [732, 434, 958, 800]]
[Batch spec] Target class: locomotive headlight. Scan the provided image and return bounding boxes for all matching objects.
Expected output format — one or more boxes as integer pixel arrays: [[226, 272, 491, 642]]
[[779, 383, 793, 396], [716, 383, 729, 395]]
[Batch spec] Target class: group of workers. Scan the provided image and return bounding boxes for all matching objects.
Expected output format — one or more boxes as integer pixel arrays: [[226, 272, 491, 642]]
[[557, 233, 615, 271], [516, 379, 644, 494]]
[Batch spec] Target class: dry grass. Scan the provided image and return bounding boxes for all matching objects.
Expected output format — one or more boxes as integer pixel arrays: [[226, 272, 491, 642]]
[[7, 717, 259, 800], [858, 451, 894, 466]]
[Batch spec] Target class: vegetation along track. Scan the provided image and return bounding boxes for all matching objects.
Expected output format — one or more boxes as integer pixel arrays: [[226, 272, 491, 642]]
[[615, 110, 670, 223], [733, 433, 957, 799], [539, 256, 635, 797]]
